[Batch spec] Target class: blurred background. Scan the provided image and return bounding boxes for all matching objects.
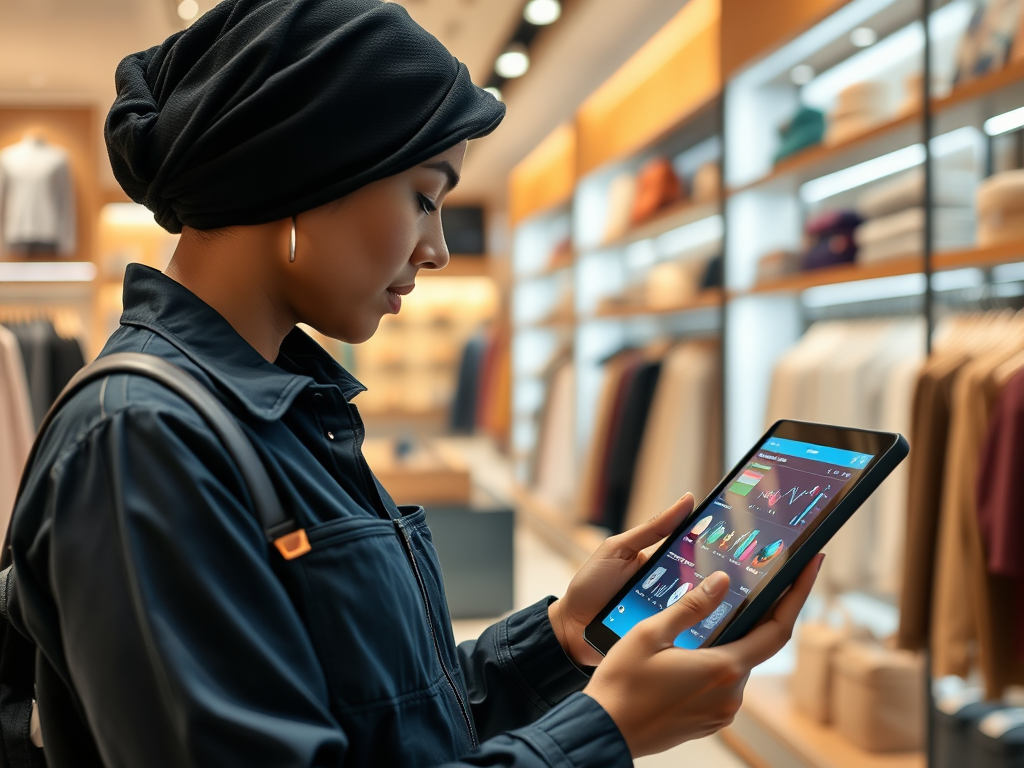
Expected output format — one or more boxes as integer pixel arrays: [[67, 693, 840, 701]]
[[3, 0, 1024, 765]]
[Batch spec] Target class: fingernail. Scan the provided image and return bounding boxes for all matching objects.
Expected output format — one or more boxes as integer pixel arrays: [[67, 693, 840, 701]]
[[702, 572, 727, 595]]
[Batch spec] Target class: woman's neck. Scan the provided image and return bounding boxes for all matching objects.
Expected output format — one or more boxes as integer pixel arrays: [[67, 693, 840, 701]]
[[165, 224, 298, 363]]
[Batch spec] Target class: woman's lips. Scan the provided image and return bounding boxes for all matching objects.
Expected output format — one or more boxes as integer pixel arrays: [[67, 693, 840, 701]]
[[386, 284, 414, 313]]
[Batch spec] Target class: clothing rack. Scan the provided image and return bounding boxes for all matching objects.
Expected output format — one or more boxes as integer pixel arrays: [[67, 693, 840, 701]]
[[0, 304, 86, 342]]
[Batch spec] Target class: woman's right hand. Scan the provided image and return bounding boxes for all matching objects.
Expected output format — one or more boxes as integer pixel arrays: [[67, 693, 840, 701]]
[[582, 554, 822, 758]]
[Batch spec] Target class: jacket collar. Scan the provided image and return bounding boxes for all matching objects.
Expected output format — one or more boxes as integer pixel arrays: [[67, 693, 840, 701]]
[[118, 264, 365, 420]]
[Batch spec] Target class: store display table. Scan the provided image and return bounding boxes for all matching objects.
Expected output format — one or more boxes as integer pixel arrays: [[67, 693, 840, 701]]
[[362, 438, 472, 505], [721, 675, 925, 768]]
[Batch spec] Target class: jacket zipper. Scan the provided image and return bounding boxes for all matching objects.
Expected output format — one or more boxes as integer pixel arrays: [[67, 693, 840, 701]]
[[395, 520, 478, 749]]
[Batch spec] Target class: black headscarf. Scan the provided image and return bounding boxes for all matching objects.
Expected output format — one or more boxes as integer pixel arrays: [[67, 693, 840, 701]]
[[105, 0, 505, 234]]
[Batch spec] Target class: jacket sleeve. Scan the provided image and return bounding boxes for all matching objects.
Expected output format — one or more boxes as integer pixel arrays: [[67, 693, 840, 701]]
[[13, 404, 631, 768]]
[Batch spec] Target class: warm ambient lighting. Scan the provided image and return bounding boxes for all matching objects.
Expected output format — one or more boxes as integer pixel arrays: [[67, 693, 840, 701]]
[[484, 86, 503, 103], [101, 202, 159, 226], [496, 45, 530, 79], [177, 0, 199, 20], [849, 26, 877, 47], [985, 105, 1024, 136], [524, 0, 561, 25], [790, 64, 815, 85], [0, 262, 97, 283]]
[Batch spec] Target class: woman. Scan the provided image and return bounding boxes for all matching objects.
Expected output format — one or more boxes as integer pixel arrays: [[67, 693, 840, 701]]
[[8, 1, 820, 766]]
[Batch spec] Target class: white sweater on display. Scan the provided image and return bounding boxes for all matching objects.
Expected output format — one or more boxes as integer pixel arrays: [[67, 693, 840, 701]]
[[0, 137, 76, 255]]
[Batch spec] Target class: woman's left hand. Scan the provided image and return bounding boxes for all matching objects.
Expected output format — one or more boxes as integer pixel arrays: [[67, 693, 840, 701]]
[[548, 494, 695, 667]]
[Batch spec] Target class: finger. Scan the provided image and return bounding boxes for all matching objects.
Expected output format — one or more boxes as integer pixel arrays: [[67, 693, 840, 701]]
[[612, 494, 695, 557], [640, 570, 730, 650], [727, 554, 824, 668]]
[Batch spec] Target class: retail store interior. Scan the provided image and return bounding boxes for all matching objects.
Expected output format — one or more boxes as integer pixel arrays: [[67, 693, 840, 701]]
[[4, 0, 1024, 765]]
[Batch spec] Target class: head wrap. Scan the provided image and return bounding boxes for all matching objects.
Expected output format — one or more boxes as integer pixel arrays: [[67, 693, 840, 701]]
[[105, 0, 505, 233]]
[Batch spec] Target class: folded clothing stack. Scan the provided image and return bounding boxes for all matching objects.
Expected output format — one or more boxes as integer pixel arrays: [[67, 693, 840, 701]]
[[803, 210, 863, 270], [855, 168, 977, 263], [826, 81, 891, 146], [978, 170, 1024, 247]]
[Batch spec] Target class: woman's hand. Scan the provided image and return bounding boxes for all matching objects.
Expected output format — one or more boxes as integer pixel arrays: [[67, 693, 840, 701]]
[[583, 555, 822, 758], [548, 494, 698, 668]]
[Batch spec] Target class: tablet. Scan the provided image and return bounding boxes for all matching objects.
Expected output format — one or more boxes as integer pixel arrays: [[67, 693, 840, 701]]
[[584, 419, 909, 654]]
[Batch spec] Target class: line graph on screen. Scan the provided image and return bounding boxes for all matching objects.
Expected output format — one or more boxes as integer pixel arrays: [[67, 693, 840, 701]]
[[757, 484, 831, 526]]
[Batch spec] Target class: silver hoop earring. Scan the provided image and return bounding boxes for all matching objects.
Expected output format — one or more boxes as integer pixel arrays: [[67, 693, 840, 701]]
[[289, 216, 297, 262]]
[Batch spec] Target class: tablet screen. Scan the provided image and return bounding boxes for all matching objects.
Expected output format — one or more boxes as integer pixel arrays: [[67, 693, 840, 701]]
[[599, 435, 874, 649]]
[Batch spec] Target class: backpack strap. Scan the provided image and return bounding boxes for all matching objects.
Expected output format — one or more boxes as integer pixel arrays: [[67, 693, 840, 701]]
[[5, 352, 304, 563]]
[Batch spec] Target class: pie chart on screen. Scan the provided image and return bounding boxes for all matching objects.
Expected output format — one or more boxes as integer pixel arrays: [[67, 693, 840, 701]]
[[689, 515, 713, 537], [751, 540, 784, 567]]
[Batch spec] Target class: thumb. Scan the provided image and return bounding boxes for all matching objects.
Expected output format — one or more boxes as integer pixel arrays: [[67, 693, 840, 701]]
[[644, 571, 731, 650]]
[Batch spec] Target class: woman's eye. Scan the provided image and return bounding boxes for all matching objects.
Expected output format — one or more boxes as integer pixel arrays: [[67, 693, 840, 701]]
[[417, 194, 438, 215]]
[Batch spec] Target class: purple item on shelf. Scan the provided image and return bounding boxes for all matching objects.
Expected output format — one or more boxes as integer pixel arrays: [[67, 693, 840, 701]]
[[802, 210, 862, 271]]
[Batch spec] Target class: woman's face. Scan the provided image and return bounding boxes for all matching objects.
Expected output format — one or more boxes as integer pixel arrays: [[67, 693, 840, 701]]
[[282, 141, 467, 343]]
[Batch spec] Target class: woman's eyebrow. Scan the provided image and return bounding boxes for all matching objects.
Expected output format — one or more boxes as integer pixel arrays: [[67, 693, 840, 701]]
[[422, 160, 460, 191]]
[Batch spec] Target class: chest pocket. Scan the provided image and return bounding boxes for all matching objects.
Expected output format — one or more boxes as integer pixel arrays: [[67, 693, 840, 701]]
[[285, 513, 444, 709]]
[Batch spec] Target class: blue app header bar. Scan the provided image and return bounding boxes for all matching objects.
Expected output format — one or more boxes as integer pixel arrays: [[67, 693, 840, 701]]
[[760, 437, 874, 468]]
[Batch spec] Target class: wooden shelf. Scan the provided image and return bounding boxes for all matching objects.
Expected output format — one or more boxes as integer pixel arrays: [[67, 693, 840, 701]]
[[588, 287, 724, 319], [730, 111, 920, 197], [935, 240, 1024, 270], [722, 675, 924, 768], [935, 58, 1024, 113], [513, 486, 607, 567], [587, 200, 720, 253], [747, 256, 924, 294]]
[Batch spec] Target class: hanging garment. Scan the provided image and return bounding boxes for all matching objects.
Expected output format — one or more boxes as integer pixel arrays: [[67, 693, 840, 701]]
[[930, 325, 1024, 684], [898, 312, 1017, 651], [534, 360, 575, 510], [589, 356, 643, 526], [575, 351, 640, 525], [0, 136, 76, 255], [977, 364, 1024, 680], [0, 325, 35, 534], [450, 333, 485, 434], [8, 319, 86, 427], [624, 341, 720, 530], [599, 359, 663, 534]]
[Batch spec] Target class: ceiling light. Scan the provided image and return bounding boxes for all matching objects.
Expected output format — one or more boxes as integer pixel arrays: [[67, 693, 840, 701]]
[[524, 0, 561, 25], [850, 26, 878, 47], [790, 64, 815, 85], [496, 45, 530, 79], [985, 105, 1024, 136], [484, 86, 503, 102], [177, 0, 199, 20]]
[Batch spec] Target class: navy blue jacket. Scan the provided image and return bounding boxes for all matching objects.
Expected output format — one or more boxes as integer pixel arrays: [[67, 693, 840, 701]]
[[8, 265, 632, 768]]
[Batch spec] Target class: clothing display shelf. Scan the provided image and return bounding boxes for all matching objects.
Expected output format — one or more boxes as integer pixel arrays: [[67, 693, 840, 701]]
[[718, 0, 1024, 765]]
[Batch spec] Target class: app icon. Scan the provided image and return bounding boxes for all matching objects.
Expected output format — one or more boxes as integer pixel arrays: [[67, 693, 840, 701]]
[[732, 530, 760, 558], [666, 583, 693, 607], [729, 468, 764, 496], [689, 515, 713, 537], [643, 567, 667, 590], [751, 539, 784, 566], [718, 530, 735, 548], [617, 605, 625, 613], [701, 601, 733, 631]]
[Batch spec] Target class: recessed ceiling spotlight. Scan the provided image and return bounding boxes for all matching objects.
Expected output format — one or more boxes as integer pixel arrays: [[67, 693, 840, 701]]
[[177, 0, 199, 21], [496, 44, 530, 79], [484, 86, 504, 102], [790, 64, 815, 85], [850, 27, 878, 47], [524, 0, 561, 25]]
